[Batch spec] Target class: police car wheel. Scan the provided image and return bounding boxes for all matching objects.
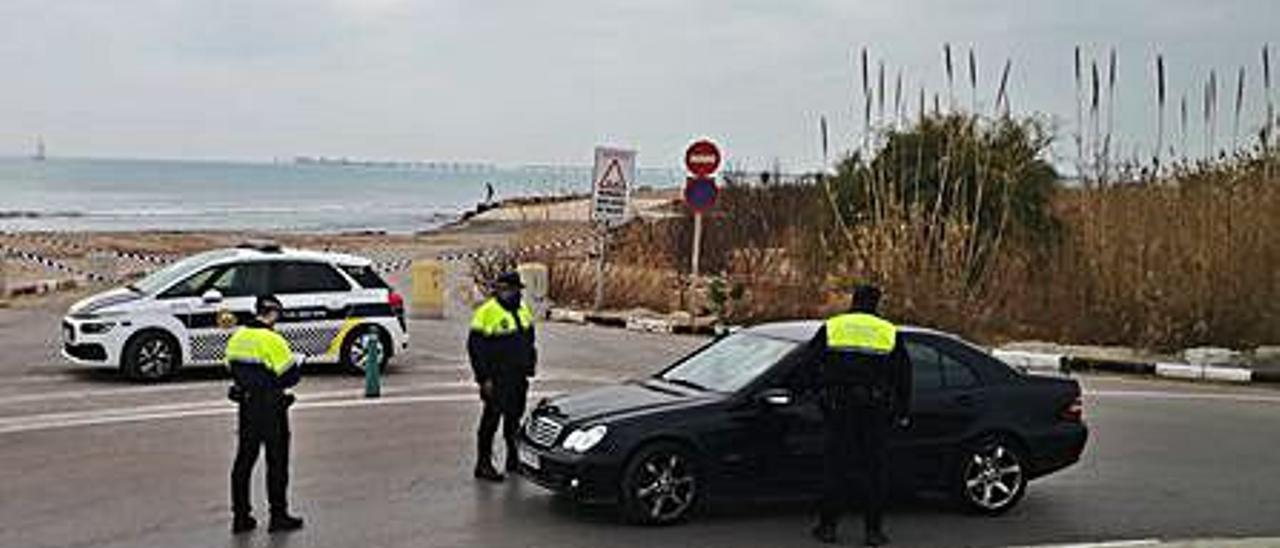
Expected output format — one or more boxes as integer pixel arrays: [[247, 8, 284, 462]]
[[619, 441, 700, 526], [340, 326, 388, 375], [122, 331, 180, 381], [954, 435, 1027, 516]]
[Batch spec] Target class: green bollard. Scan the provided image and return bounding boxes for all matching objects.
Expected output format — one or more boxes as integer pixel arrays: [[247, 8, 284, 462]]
[[363, 332, 382, 398]]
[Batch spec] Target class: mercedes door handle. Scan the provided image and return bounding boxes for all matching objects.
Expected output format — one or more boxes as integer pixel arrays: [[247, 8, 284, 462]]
[[954, 394, 977, 406]]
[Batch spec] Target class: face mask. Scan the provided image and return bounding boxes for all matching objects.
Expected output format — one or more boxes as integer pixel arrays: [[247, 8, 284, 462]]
[[497, 289, 521, 306]]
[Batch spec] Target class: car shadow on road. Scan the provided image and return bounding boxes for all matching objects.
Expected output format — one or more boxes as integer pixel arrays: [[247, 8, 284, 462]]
[[534, 487, 958, 527]]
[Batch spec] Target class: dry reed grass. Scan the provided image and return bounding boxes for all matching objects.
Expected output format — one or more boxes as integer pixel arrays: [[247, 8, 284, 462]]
[[537, 45, 1279, 350]]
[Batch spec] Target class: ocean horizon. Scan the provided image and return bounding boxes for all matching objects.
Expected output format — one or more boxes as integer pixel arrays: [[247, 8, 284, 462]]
[[0, 156, 683, 233]]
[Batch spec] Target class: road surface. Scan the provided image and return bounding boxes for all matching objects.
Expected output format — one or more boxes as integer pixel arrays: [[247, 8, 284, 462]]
[[2, 296, 1278, 547]]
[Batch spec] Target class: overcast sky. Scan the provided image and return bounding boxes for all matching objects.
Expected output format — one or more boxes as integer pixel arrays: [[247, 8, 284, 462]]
[[1, 0, 1276, 170]]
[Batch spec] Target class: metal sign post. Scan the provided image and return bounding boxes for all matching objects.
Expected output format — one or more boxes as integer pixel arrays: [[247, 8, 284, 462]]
[[690, 212, 703, 278], [683, 139, 722, 312], [593, 226, 608, 311], [685, 176, 719, 279]]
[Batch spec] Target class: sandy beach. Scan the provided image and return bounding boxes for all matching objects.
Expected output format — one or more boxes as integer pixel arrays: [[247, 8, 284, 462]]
[[0, 190, 680, 305]]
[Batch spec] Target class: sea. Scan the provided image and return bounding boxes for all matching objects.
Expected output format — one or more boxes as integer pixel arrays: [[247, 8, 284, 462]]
[[0, 157, 682, 233]]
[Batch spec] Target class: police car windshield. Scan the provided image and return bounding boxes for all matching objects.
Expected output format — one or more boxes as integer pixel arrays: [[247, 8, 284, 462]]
[[130, 250, 239, 295], [659, 333, 798, 393]]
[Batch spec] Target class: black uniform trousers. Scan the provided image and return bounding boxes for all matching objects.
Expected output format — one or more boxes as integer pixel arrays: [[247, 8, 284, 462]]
[[231, 391, 292, 517], [477, 378, 529, 468], [819, 388, 892, 532]]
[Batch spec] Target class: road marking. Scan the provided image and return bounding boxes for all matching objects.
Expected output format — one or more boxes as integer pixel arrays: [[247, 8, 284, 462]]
[[0, 380, 225, 406], [0, 390, 557, 436], [24, 380, 1275, 437], [0, 373, 611, 409], [1086, 389, 1280, 405], [0, 374, 615, 436], [1009, 540, 1160, 548]]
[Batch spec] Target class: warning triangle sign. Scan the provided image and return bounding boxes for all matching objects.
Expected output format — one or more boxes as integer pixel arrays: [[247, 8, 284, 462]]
[[596, 158, 627, 190]]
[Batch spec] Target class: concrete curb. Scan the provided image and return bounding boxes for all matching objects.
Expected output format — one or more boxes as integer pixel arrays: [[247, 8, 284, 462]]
[[997, 351, 1280, 386], [544, 310, 1280, 387]]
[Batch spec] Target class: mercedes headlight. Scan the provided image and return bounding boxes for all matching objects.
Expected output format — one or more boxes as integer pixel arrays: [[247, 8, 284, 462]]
[[561, 425, 609, 453]]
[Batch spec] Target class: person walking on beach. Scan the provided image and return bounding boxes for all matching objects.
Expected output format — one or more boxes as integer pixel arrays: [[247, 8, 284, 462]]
[[467, 271, 537, 481], [485, 182, 496, 205], [226, 295, 305, 534], [810, 284, 912, 546]]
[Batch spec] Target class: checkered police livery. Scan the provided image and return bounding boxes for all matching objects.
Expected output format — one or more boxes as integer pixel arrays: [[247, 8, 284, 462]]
[[61, 244, 409, 381]]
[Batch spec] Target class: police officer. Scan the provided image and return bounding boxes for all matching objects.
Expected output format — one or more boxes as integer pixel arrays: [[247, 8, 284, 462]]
[[468, 271, 537, 482], [227, 295, 304, 534], [811, 284, 912, 546]]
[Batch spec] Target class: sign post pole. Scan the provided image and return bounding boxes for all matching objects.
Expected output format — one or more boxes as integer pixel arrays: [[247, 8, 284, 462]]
[[593, 226, 607, 311], [690, 212, 703, 279]]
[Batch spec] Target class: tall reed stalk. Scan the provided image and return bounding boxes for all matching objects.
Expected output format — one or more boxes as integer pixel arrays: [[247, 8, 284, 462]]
[[1074, 46, 1085, 179], [1156, 54, 1166, 168]]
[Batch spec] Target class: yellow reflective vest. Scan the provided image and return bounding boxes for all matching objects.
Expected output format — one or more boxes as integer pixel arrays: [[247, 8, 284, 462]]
[[825, 312, 898, 355], [225, 326, 295, 376], [470, 298, 535, 336], [468, 297, 537, 383]]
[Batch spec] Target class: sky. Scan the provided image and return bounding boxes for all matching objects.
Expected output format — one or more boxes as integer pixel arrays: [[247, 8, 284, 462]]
[[1, 0, 1277, 171]]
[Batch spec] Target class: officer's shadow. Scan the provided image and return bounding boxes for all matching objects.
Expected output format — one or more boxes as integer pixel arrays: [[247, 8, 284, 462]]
[[227, 531, 299, 548]]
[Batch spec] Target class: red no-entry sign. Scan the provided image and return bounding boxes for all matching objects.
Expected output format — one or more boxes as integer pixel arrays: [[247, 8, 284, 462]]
[[684, 139, 721, 177]]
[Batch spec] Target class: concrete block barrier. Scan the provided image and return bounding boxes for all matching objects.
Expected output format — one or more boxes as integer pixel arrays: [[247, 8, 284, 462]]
[[409, 260, 445, 319], [625, 316, 676, 334], [548, 308, 587, 324], [1155, 362, 1204, 381], [517, 263, 549, 319], [992, 350, 1066, 373], [1201, 366, 1253, 383]]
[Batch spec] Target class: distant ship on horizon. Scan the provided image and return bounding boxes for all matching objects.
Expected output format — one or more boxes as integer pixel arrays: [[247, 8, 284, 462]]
[[33, 137, 46, 161]]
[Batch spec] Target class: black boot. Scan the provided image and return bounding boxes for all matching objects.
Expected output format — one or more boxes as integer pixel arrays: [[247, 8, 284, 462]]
[[864, 528, 889, 547], [474, 462, 505, 482], [268, 513, 304, 533], [810, 522, 838, 544], [505, 454, 520, 474], [231, 515, 257, 534]]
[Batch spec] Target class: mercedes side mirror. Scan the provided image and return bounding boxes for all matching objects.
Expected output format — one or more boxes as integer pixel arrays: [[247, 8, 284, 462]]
[[202, 289, 224, 304], [758, 388, 793, 407]]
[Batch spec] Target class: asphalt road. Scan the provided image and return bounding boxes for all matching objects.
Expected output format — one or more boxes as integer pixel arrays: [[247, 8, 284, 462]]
[[3, 295, 1280, 548]]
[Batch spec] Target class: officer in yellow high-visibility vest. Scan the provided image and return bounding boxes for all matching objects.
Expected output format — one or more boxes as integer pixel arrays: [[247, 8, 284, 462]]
[[467, 271, 537, 482], [226, 295, 304, 534], [811, 285, 912, 547]]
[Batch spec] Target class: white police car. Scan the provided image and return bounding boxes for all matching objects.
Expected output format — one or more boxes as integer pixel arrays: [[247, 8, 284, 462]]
[[61, 243, 408, 381]]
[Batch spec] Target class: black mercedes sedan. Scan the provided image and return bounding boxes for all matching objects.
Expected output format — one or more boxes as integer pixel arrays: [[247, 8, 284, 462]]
[[516, 321, 1087, 525]]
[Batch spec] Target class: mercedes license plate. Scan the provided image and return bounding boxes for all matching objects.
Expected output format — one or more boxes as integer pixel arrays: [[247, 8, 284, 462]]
[[518, 444, 540, 470]]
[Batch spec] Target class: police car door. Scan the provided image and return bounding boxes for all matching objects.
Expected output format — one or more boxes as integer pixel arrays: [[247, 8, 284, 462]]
[[183, 262, 271, 365], [269, 261, 354, 360]]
